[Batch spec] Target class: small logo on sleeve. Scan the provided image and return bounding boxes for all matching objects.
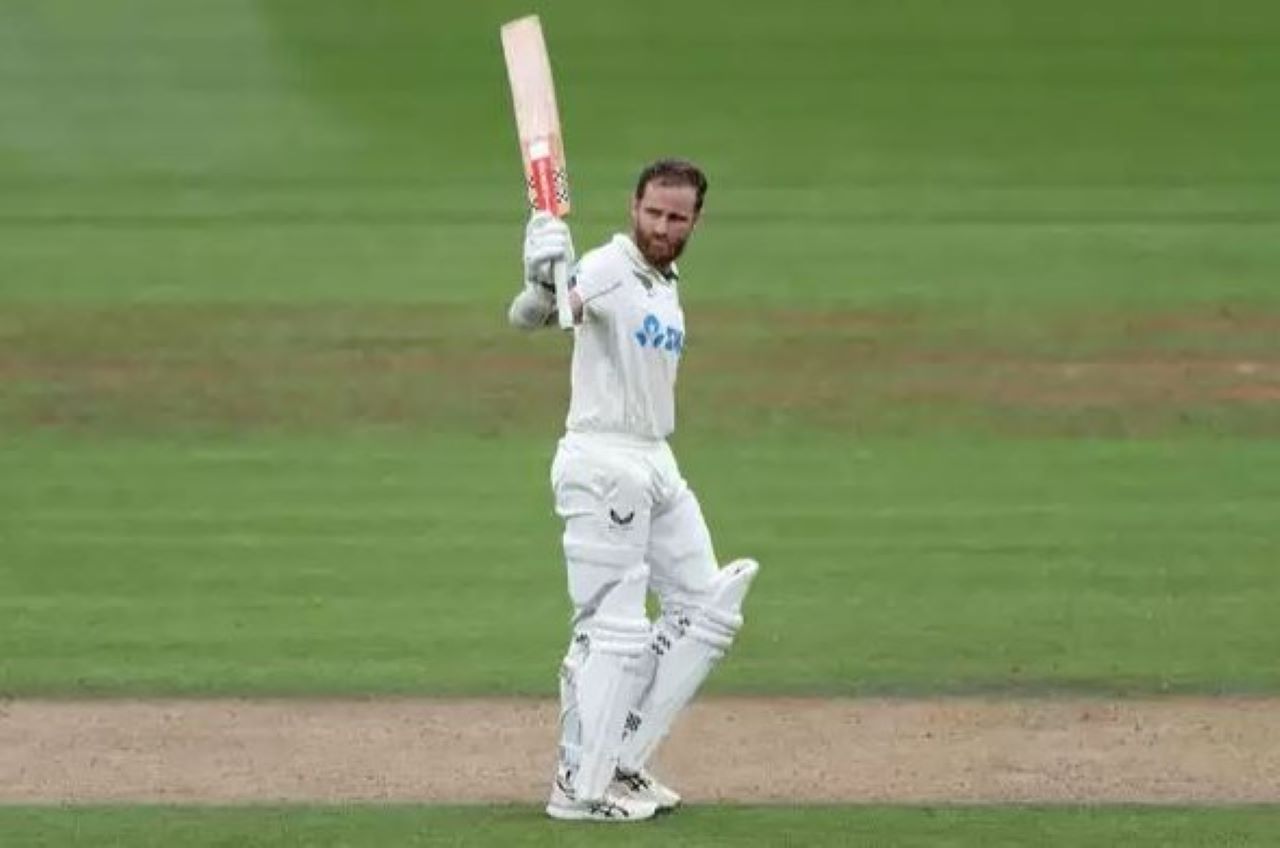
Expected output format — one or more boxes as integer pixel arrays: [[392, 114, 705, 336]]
[[609, 508, 636, 527]]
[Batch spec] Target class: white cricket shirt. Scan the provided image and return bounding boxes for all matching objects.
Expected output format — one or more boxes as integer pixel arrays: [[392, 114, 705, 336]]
[[565, 234, 686, 440]]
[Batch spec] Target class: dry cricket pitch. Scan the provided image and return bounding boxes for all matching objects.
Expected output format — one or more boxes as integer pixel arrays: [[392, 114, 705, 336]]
[[3, 697, 1279, 804]]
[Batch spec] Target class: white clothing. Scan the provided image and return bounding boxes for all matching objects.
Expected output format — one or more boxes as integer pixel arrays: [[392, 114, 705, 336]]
[[566, 234, 685, 441], [525, 229, 747, 798], [551, 431, 719, 625], [549, 429, 720, 800]]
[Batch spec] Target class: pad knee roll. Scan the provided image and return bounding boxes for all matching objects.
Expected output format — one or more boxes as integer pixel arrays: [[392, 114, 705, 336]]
[[588, 614, 651, 657], [682, 557, 758, 650], [688, 606, 742, 652]]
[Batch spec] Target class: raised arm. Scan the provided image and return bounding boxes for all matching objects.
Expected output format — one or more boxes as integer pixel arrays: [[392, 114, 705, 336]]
[[508, 212, 576, 330]]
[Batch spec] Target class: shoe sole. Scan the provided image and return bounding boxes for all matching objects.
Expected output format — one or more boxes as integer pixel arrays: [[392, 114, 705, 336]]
[[545, 802, 657, 823]]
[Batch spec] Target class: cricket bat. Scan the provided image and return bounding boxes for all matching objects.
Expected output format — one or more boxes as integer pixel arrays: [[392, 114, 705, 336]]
[[500, 15, 574, 330]]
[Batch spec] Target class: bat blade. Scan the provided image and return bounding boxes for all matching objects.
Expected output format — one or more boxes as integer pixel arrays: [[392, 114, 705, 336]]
[[501, 14, 574, 330], [500, 15, 571, 218]]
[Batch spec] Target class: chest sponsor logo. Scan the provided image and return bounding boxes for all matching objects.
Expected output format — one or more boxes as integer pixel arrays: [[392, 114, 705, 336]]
[[634, 314, 684, 355]]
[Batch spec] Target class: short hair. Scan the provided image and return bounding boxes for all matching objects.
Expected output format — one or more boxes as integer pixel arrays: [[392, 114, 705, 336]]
[[634, 158, 708, 212]]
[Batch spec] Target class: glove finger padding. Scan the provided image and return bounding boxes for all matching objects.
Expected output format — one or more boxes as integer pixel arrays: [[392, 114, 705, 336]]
[[525, 211, 573, 249], [523, 214, 575, 287], [526, 210, 558, 232], [527, 233, 571, 260]]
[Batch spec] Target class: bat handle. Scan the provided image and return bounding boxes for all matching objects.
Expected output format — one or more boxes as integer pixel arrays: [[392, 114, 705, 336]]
[[552, 258, 574, 330]]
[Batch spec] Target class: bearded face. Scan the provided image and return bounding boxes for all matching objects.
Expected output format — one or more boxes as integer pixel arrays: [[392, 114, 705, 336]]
[[630, 181, 699, 270]]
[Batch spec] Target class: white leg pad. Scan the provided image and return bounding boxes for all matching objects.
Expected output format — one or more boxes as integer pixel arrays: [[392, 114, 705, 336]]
[[555, 633, 588, 776], [573, 614, 651, 801], [618, 558, 759, 772]]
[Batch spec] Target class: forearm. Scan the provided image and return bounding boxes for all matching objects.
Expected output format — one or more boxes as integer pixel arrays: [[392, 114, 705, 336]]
[[569, 288, 584, 325], [507, 282, 556, 330]]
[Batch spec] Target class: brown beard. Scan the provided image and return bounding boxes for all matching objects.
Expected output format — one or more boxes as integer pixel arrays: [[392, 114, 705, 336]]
[[634, 227, 684, 269]]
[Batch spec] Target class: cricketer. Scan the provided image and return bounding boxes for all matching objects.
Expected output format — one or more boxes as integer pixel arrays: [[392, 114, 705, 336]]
[[507, 158, 760, 822]]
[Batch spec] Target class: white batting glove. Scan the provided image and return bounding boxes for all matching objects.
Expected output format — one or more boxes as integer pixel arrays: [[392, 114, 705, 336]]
[[523, 211, 574, 290]]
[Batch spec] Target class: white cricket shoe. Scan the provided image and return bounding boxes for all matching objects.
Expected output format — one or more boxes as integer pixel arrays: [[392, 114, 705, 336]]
[[545, 771, 658, 823], [613, 767, 682, 812]]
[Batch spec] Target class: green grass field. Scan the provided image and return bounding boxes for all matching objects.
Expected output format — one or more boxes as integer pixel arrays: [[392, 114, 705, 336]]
[[4, 437, 1278, 695], [6, 805, 1280, 848], [2, 0, 1278, 843]]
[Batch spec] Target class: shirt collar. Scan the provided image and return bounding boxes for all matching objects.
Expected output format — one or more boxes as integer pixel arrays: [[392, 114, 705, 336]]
[[613, 233, 679, 283]]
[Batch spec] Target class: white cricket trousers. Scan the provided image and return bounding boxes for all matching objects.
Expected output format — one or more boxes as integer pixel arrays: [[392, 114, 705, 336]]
[[551, 431, 720, 627]]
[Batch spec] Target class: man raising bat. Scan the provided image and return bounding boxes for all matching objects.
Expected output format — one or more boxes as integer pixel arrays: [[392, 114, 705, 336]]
[[508, 159, 761, 823]]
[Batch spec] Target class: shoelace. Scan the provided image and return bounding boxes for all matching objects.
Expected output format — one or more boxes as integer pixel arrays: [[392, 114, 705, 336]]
[[617, 772, 650, 792]]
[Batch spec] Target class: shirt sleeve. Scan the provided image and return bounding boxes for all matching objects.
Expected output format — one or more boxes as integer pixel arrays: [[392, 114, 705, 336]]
[[571, 259, 623, 320]]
